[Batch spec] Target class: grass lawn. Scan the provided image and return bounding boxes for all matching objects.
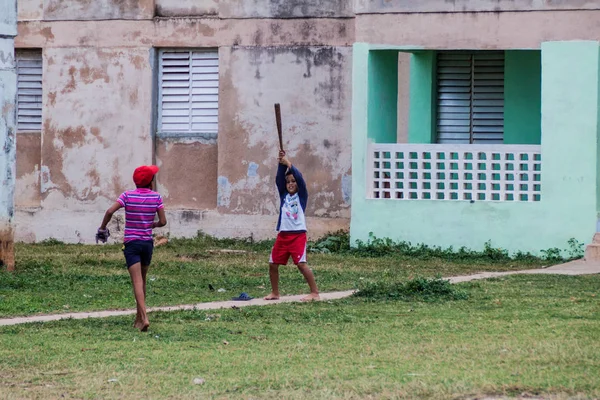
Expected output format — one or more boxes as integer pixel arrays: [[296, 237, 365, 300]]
[[1, 236, 598, 399], [0, 235, 550, 318]]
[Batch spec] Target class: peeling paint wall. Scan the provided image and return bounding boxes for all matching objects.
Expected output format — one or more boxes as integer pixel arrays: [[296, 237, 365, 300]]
[[41, 47, 153, 210], [156, 0, 218, 17], [15, 132, 41, 208], [155, 139, 218, 209], [18, 0, 43, 21], [14, 0, 353, 243], [44, 0, 154, 21], [220, 0, 354, 18], [217, 46, 352, 219], [1, 0, 17, 269], [14, 0, 600, 244]]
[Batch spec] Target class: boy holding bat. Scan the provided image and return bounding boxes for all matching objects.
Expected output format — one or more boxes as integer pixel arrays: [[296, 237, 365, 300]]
[[264, 150, 320, 301]]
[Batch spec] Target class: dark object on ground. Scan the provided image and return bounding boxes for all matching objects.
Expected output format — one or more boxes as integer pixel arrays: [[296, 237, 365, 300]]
[[232, 292, 253, 301]]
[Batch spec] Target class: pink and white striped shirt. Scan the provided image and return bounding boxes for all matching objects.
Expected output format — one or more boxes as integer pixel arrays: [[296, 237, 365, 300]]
[[117, 188, 164, 243]]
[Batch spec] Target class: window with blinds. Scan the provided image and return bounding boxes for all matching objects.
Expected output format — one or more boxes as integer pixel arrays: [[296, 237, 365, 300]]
[[436, 51, 504, 144], [158, 49, 219, 137], [16, 50, 43, 131]]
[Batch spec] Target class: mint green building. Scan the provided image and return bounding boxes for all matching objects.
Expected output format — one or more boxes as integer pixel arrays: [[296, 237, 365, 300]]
[[351, 10, 600, 254]]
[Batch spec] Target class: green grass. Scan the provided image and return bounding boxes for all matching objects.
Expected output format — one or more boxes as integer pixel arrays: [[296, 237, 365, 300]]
[[1, 274, 599, 399], [0, 235, 551, 318]]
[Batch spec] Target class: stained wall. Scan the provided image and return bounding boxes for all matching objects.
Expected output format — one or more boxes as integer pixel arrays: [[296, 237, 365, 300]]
[[14, 0, 353, 242]]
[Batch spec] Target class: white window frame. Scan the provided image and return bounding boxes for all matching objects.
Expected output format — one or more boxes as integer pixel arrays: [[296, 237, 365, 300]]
[[16, 49, 43, 132], [436, 51, 504, 144], [157, 49, 219, 139]]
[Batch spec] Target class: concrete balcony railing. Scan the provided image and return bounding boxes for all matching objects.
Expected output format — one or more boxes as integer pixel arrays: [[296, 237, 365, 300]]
[[368, 143, 542, 202]]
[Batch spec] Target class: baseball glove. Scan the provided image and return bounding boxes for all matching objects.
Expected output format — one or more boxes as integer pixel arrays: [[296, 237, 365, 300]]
[[96, 228, 110, 244]]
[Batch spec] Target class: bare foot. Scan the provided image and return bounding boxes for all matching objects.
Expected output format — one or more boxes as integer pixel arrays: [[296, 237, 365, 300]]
[[264, 293, 280, 300], [301, 293, 320, 302], [140, 320, 150, 332], [133, 319, 144, 330]]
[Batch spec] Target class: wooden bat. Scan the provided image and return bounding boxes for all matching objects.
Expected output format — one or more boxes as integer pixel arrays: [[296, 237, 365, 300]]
[[274, 103, 283, 152]]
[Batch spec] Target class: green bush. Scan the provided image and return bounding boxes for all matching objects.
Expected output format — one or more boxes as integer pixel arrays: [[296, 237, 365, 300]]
[[309, 231, 581, 263], [354, 275, 469, 302]]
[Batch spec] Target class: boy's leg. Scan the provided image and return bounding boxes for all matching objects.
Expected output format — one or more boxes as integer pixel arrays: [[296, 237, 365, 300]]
[[134, 264, 150, 328], [128, 262, 149, 331], [297, 262, 320, 301], [134, 241, 153, 329], [264, 263, 280, 300], [141, 264, 149, 298]]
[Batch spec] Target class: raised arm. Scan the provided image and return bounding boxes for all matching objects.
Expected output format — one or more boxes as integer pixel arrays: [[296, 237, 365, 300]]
[[288, 165, 307, 198], [276, 163, 287, 196], [276, 150, 288, 196]]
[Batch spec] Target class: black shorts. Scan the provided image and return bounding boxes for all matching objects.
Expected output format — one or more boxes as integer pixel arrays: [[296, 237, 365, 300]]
[[123, 240, 154, 268]]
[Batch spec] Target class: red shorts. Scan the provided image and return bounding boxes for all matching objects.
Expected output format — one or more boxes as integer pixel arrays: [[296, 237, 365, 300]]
[[269, 232, 307, 265]]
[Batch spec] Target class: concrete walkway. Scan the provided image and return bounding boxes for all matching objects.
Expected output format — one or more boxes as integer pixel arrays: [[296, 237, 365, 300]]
[[1, 259, 599, 327]]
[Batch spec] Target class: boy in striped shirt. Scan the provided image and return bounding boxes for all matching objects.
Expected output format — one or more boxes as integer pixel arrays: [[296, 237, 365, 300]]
[[97, 165, 167, 331]]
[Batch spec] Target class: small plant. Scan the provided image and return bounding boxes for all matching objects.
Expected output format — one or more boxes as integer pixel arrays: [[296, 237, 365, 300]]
[[567, 238, 585, 260], [308, 230, 351, 254], [354, 275, 469, 302], [540, 247, 563, 262], [38, 238, 65, 246]]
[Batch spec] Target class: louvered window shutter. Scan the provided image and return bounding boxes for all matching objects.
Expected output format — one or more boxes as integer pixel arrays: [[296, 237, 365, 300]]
[[16, 50, 43, 131], [159, 49, 219, 137], [436, 51, 504, 144]]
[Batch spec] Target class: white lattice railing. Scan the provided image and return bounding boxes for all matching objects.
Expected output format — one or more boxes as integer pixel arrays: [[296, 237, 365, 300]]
[[368, 144, 542, 202]]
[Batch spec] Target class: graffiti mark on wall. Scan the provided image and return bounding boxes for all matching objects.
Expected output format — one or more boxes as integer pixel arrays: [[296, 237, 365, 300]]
[[0, 50, 15, 69]]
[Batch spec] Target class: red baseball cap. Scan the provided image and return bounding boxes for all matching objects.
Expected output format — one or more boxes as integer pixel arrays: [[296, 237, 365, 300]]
[[133, 165, 159, 187]]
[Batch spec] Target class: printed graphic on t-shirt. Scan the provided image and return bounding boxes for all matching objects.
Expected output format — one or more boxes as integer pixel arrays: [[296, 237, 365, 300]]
[[279, 193, 307, 232], [284, 194, 299, 220]]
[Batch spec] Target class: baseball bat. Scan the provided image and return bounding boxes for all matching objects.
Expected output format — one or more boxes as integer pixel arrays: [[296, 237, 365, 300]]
[[274, 103, 283, 152]]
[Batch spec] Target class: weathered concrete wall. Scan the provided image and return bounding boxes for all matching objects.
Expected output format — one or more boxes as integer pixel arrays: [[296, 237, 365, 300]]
[[40, 47, 153, 211], [155, 139, 218, 209], [355, 0, 600, 13], [1, 0, 18, 35], [156, 0, 353, 18], [17, 19, 353, 48], [1, 0, 17, 269], [14, 13, 353, 243], [220, 0, 354, 18], [15, 132, 41, 208], [155, 0, 218, 17], [356, 10, 600, 49], [18, 0, 43, 21], [44, 0, 155, 21], [217, 46, 352, 219]]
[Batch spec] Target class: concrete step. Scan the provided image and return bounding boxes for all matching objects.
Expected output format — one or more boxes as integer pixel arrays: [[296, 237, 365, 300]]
[[585, 243, 600, 262]]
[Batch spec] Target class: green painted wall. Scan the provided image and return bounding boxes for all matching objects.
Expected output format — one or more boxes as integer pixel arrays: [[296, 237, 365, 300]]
[[367, 50, 398, 143], [505, 51, 542, 144], [408, 51, 435, 143], [352, 41, 599, 254], [597, 45, 600, 217]]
